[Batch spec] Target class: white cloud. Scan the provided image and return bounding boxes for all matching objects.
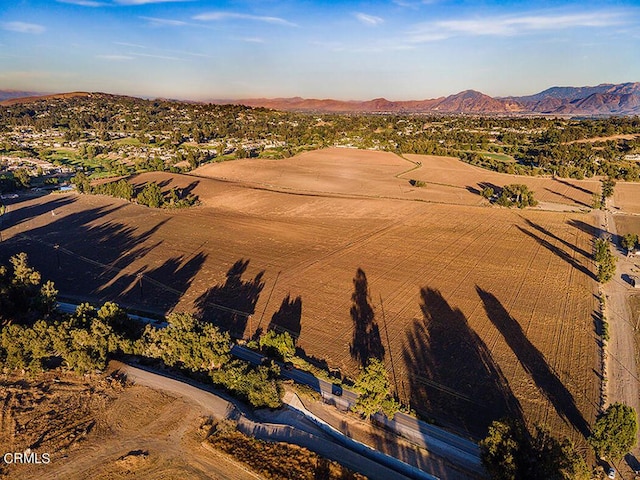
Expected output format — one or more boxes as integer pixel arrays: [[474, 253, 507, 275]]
[[115, 0, 192, 5], [355, 12, 384, 26], [408, 10, 629, 42], [393, 0, 437, 8], [193, 12, 297, 27], [114, 41, 147, 48], [97, 54, 135, 60], [129, 52, 182, 61], [140, 16, 189, 27], [2, 22, 46, 34], [57, 0, 106, 6], [238, 37, 265, 43]]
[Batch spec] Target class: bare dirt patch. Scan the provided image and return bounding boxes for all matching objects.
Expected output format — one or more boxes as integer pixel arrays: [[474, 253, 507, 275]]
[[0, 370, 261, 480]]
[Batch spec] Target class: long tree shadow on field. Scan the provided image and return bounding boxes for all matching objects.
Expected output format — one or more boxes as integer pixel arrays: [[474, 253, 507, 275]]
[[125, 252, 207, 312], [195, 259, 265, 338], [568, 218, 622, 252], [476, 286, 591, 437], [553, 177, 594, 197], [523, 218, 591, 259], [516, 226, 596, 281], [0, 203, 206, 315], [267, 294, 302, 340], [402, 287, 523, 438], [543, 187, 591, 208], [350, 268, 385, 367], [1, 194, 78, 231]]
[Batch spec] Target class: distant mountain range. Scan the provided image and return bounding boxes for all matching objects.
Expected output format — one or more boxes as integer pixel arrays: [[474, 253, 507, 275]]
[[0, 90, 47, 102], [210, 82, 640, 115], [1, 83, 639, 115]]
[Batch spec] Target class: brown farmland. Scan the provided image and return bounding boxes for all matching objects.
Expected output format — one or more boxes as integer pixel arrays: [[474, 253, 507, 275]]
[[193, 147, 599, 210], [614, 182, 640, 214], [0, 148, 601, 443]]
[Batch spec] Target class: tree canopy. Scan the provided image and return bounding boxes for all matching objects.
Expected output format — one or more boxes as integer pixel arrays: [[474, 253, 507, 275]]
[[589, 402, 638, 461], [352, 358, 399, 419], [480, 419, 589, 480]]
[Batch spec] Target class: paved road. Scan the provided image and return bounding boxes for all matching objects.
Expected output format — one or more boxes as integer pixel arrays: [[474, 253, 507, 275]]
[[231, 344, 482, 472], [599, 207, 640, 475], [58, 302, 483, 476], [118, 361, 421, 480]]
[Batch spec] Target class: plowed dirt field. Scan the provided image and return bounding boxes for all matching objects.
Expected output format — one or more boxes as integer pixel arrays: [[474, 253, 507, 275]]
[[0, 148, 611, 443]]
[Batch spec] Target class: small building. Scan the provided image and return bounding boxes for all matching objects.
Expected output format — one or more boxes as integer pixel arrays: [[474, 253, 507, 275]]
[[632, 276, 640, 289]]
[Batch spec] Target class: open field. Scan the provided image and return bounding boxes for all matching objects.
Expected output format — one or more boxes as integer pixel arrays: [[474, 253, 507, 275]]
[[403, 153, 600, 210], [193, 147, 600, 210], [0, 149, 604, 444], [614, 214, 640, 237], [614, 182, 640, 214]]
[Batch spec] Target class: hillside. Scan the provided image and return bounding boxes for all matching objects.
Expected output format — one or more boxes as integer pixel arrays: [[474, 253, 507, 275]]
[[209, 82, 640, 115], [3, 82, 640, 114]]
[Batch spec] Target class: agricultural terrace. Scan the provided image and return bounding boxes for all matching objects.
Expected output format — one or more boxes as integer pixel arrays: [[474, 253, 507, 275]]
[[0, 148, 606, 443]]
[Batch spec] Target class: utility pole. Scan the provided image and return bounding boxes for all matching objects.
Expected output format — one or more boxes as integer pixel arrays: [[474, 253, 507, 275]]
[[380, 294, 400, 399], [137, 273, 143, 298]]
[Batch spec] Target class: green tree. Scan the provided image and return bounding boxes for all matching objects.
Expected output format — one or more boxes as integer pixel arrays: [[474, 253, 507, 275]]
[[601, 177, 616, 199], [589, 403, 638, 461], [259, 330, 295, 361], [481, 420, 589, 480], [139, 312, 231, 372], [136, 182, 164, 208], [210, 359, 282, 408], [496, 184, 538, 208], [594, 238, 617, 283], [12, 168, 31, 189], [481, 186, 495, 200], [480, 420, 520, 480], [352, 358, 399, 418], [39, 280, 58, 314], [621, 233, 638, 254], [71, 171, 91, 193]]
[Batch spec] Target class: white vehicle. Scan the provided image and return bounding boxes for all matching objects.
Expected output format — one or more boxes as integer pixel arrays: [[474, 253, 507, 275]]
[[607, 467, 615, 479]]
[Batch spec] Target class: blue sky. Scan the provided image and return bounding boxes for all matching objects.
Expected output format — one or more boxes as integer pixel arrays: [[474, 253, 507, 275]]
[[1, 0, 639, 100]]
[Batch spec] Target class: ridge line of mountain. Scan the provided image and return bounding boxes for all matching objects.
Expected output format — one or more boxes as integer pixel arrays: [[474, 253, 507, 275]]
[[1, 82, 639, 115]]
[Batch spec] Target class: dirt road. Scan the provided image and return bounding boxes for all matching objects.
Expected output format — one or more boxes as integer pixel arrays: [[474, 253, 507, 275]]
[[599, 206, 640, 474]]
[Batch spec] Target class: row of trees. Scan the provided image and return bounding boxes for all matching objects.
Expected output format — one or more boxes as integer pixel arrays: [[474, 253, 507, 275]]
[[0, 254, 280, 408], [594, 238, 617, 283], [72, 173, 199, 209]]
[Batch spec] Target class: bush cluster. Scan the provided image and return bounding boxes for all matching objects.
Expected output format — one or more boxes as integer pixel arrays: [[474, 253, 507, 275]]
[[72, 173, 199, 209], [0, 253, 281, 409]]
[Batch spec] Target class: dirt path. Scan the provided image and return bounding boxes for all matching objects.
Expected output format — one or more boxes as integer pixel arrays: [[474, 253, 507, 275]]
[[599, 205, 640, 474]]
